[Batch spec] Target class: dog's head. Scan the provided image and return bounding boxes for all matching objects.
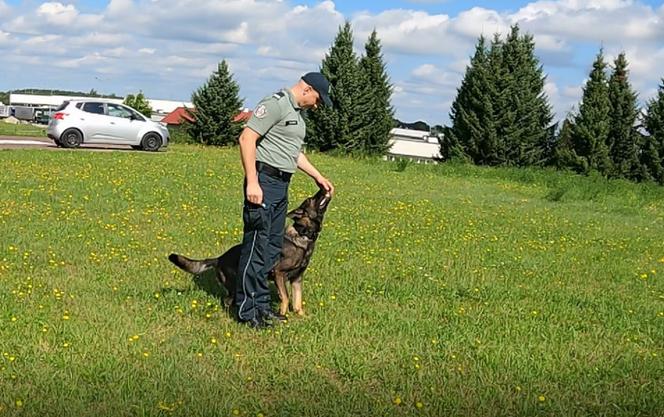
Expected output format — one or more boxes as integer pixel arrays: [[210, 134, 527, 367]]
[[287, 188, 332, 240]]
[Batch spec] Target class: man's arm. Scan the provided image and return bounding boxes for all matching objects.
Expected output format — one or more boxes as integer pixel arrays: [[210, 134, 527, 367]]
[[239, 127, 263, 205], [297, 152, 335, 195]]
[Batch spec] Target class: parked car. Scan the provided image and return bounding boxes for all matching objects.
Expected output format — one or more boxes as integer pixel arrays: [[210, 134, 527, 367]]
[[47, 100, 169, 151]]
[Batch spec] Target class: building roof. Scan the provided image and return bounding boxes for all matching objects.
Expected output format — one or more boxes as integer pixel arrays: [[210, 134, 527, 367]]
[[161, 107, 253, 125], [161, 107, 195, 125], [233, 109, 252, 123]]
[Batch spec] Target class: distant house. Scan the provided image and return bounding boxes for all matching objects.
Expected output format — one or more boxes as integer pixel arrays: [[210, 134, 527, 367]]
[[160, 107, 195, 125], [386, 127, 441, 163], [161, 107, 253, 126]]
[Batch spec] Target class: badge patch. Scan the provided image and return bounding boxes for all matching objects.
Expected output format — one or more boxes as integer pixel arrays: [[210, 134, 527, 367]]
[[254, 104, 267, 119], [285, 120, 298, 126]]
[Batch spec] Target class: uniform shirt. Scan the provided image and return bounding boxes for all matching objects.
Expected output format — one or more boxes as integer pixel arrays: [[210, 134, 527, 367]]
[[246, 89, 306, 173]]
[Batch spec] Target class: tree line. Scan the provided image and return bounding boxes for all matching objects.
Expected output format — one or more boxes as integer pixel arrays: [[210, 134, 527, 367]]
[[182, 23, 664, 185], [442, 25, 664, 184]]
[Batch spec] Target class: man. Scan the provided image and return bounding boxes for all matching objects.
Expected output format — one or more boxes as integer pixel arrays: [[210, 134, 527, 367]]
[[235, 72, 335, 329]]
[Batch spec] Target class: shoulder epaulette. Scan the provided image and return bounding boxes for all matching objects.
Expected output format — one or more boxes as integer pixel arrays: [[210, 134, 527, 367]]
[[272, 91, 286, 99]]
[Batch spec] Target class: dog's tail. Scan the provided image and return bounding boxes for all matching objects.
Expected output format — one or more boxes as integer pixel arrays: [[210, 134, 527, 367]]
[[168, 253, 217, 274]]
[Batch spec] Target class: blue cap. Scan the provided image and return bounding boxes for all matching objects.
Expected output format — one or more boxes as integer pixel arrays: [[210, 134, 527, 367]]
[[301, 72, 333, 107]]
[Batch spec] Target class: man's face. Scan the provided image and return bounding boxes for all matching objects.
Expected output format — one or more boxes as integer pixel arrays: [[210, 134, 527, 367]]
[[302, 84, 322, 110]]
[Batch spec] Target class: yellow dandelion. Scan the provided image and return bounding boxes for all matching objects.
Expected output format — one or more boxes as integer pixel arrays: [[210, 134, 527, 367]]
[[393, 396, 402, 405], [211, 338, 218, 344], [416, 401, 424, 409], [15, 399, 23, 408], [158, 401, 174, 411], [538, 395, 546, 402], [225, 332, 232, 338], [232, 409, 240, 416]]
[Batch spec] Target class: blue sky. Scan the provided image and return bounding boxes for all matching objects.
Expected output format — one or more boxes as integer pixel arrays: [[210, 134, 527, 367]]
[[1, 0, 664, 125]]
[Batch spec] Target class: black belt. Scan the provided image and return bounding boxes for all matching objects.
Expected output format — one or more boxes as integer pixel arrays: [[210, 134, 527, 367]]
[[256, 161, 292, 182]]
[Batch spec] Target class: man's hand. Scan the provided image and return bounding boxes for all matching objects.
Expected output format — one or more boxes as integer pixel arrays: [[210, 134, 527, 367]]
[[246, 181, 264, 205], [314, 175, 334, 196]]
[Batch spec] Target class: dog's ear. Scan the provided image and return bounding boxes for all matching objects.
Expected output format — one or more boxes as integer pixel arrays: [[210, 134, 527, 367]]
[[287, 207, 305, 219]]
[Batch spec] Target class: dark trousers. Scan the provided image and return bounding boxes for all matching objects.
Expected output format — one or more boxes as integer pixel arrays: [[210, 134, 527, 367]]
[[234, 169, 289, 321]]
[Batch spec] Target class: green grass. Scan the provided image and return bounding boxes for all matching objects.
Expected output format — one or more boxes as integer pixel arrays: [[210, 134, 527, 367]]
[[0, 145, 662, 417], [0, 121, 47, 137]]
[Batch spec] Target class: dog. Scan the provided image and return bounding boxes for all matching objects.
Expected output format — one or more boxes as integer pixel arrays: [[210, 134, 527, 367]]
[[168, 188, 331, 317]]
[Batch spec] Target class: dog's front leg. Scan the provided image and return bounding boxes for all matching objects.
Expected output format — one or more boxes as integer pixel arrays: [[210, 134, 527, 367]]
[[274, 271, 290, 316], [292, 279, 305, 316]]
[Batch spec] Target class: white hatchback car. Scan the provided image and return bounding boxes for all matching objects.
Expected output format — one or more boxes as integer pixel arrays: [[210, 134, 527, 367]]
[[47, 99, 170, 151]]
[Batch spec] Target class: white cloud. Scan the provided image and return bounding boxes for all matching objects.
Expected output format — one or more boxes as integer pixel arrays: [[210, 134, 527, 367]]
[[37, 2, 79, 25]]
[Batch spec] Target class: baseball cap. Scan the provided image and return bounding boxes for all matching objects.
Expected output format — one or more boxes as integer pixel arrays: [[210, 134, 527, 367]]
[[301, 72, 333, 107]]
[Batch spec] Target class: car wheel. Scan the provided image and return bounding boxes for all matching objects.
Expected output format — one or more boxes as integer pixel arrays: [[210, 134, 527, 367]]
[[140, 132, 162, 152], [130, 145, 142, 150], [60, 129, 82, 148]]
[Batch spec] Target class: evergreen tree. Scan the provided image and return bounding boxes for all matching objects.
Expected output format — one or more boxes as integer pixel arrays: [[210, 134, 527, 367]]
[[552, 115, 586, 171], [607, 53, 642, 179], [186, 60, 243, 146], [571, 50, 612, 174], [642, 79, 664, 183], [498, 25, 554, 166], [307, 22, 372, 153], [123, 91, 153, 117], [442, 26, 553, 167], [359, 29, 395, 155], [442, 36, 499, 164]]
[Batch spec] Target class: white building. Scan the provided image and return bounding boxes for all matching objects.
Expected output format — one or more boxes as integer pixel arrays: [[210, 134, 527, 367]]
[[387, 127, 441, 163]]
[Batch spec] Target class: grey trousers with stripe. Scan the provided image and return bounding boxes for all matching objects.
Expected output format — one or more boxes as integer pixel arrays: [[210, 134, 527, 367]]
[[234, 170, 289, 321]]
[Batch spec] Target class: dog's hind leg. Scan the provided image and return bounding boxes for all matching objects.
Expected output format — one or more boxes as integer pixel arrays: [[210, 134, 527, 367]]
[[274, 271, 290, 316], [216, 269, 233, 309], [292, 279, 305, 317]]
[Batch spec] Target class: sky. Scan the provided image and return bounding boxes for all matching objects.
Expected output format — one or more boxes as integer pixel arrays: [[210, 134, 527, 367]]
[[1, 0, 664, 125]]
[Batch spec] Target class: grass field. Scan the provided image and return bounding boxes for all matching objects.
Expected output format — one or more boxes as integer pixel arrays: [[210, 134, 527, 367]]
[[0, 121, 47, 137], [0, 145, 662, 417]]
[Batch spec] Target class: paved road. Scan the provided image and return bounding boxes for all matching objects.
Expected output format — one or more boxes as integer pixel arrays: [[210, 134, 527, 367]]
[[0, 135, 136, 151]]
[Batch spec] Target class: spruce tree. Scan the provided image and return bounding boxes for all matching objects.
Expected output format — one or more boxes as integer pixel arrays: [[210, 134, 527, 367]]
[[642, 79, 664, 183], [359, 29, 395, 155], [607, 53, 641, 179], [186, 60, 243, 146], [498, 25, 554, 166], [307, 22, 372, 153], [553, 115, 586, 171], [571, 50, 612, 174], [442, 36, 499, 164]]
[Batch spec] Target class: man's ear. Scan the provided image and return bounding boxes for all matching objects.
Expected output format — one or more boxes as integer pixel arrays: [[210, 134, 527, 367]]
[[287, 208, 305, 219]]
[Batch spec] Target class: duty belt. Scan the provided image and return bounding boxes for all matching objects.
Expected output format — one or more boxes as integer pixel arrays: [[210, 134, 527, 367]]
[[256, 161, 292, 182]]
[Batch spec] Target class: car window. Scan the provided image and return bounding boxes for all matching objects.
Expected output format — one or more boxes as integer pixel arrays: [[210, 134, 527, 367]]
[[107, 104, 133, 119], [129, 109, 145, 121], [82, 102, 105, 115], [75, 103, 83, 109], [55, 101, 69, 112]]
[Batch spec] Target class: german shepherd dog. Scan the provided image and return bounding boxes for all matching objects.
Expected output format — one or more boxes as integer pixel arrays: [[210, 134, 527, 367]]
[[168, 189, 331, 317]]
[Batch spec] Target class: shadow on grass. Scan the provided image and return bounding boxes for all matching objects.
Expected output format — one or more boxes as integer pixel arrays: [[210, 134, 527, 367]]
[[163, 267, 283, 319]]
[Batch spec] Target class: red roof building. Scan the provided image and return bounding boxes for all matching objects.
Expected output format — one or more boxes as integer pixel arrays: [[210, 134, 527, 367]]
[[161, 107, 253, 125], [160, 107, 194, 125]]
